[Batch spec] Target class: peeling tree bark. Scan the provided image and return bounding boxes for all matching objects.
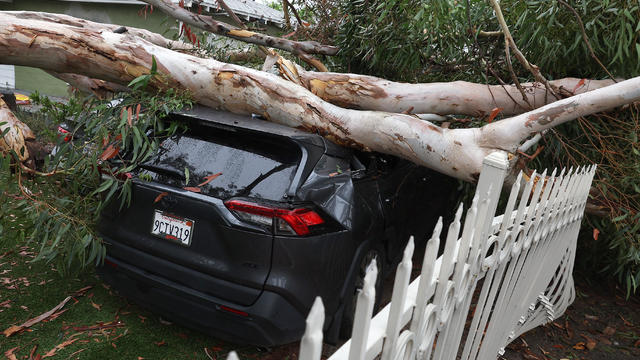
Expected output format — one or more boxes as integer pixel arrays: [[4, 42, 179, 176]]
[[480, 78, 640, 152], [297, 69, 618, 117], [1, 11, 638, 182], [0, 97, 35, 162], [8, 11, 193, 51]]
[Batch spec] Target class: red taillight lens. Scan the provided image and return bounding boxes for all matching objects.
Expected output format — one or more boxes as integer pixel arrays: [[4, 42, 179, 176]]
[[219, 305, 248, 317], [104, 259, 118, 268], [224, 199, 324, 236], [57, 126, 71, 142]]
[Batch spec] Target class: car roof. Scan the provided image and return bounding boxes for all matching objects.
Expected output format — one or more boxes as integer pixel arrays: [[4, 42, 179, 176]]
[[170, 105, 350, 158]]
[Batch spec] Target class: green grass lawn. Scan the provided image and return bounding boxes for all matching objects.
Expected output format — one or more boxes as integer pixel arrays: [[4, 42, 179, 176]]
[[0, 199, 294, 360]]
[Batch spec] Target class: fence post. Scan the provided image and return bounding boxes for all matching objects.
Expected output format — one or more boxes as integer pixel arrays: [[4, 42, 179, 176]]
[[299, 297, 325, 360], [380, 237, 415, 360], [474, 151, 509, 226], [348, 260, 378, 360]]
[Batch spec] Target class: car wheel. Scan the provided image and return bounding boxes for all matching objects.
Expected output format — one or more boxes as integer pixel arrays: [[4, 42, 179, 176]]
[[339, 246, 385, 339]]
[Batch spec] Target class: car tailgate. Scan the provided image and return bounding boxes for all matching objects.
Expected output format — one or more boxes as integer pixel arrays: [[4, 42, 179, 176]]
[[100, 123, 309, 306], [100, 183, 274, 306]]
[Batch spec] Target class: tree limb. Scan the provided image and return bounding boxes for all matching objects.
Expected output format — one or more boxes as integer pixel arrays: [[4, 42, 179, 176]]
[[477, 30, 503, 37], [10, 12, 615, 118], [140, 0, 338, 56], [481, 77, 640, 152], [48, 72, 129, 98], [215, 0, 328, 72], [504, 37, 533, 109], [5, 11, 193, 50], [296, 69, 617, 116], [488, 0, 562, 100]]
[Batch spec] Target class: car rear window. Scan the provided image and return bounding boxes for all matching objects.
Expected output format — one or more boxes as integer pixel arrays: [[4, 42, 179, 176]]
[[138, 124, 301, 201]]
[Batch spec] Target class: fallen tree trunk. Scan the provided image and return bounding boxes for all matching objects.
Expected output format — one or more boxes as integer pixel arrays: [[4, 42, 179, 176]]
[[10, 12, 617, 118], [1, 11, 638, 182]]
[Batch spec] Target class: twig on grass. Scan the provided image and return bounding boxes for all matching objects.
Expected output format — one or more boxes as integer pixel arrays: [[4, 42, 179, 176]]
[[3, 296, 72, 337]]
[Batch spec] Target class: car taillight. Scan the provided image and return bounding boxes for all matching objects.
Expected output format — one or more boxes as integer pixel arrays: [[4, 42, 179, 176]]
[[57, 126, 71, 142], [224, 199, 324, 236]]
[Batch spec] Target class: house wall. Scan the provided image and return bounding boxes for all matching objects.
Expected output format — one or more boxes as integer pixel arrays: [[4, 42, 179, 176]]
[[0, 0, 175, 97], [0, 65, 15, 90]]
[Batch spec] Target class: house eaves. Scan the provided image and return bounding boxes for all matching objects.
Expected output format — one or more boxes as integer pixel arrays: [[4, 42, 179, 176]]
[[180, 0, 284, 26], [25, 0, 285, 26]]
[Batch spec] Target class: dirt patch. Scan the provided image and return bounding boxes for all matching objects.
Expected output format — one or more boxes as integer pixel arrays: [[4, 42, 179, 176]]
[[502, 278, 640, 360]]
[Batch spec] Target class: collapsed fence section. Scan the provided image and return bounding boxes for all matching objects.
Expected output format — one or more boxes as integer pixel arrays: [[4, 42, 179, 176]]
[[227, 151, 596, 360]]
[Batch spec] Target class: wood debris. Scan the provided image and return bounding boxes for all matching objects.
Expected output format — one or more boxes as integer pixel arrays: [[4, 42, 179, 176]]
[[3, 296, 71, 337]]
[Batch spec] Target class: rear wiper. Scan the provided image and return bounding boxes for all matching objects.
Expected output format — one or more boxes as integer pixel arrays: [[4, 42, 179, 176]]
[[139, 163, 185, 179], [236, 163, 289, 197]]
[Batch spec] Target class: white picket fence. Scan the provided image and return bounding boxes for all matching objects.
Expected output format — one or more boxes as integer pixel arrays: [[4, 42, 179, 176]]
[[227, 151, 596, 360]]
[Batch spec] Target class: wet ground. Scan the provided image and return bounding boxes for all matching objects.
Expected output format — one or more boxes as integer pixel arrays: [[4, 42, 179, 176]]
[[502, 278, 640, 360]]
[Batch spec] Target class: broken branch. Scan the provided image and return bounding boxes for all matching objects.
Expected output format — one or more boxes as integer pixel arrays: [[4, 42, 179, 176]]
[[3, 296, 72, 337], [140, 0, 338, 56]]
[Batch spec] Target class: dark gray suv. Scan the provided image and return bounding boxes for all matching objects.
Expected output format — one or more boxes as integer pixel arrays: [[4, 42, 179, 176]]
[[97, 106, 455, 346]]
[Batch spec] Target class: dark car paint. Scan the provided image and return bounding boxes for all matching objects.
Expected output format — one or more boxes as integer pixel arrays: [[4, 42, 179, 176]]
[[98, 106, 456, 346]]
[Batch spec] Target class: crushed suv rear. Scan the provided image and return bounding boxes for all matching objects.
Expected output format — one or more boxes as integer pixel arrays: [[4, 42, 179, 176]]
[[98, 107, 454, 345]]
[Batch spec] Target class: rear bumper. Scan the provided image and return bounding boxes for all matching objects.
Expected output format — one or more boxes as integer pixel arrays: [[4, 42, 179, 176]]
[[98, 255, 307, 346]]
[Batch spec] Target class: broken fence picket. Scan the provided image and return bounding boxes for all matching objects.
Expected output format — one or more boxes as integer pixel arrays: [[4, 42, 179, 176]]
[[227, 151, 596, 360]]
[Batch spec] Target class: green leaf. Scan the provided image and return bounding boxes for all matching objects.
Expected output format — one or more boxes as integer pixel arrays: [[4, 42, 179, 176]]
[[184, 167, 190, 185], [102, 181, 119, 210], [127, 75, 151, 90], [612, 213, 629, 222], [93, 178, 114, 195], [150, 55, 158, 75]]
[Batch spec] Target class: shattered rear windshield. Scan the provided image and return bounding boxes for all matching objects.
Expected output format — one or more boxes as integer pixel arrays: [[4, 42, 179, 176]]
[[138, 124, 301, 201]]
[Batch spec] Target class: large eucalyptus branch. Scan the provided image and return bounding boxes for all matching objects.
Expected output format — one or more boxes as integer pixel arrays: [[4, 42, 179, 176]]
[[2, 12, 638, 182], [296, 69, 617, 117], [12, 12, 615, 118]]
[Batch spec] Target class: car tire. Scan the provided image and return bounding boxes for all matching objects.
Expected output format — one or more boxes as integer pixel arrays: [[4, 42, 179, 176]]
[[339, 246, 385, 339]]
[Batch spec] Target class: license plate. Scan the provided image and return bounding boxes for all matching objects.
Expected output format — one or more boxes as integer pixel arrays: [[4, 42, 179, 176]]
[[151, 210, 194, 246]]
